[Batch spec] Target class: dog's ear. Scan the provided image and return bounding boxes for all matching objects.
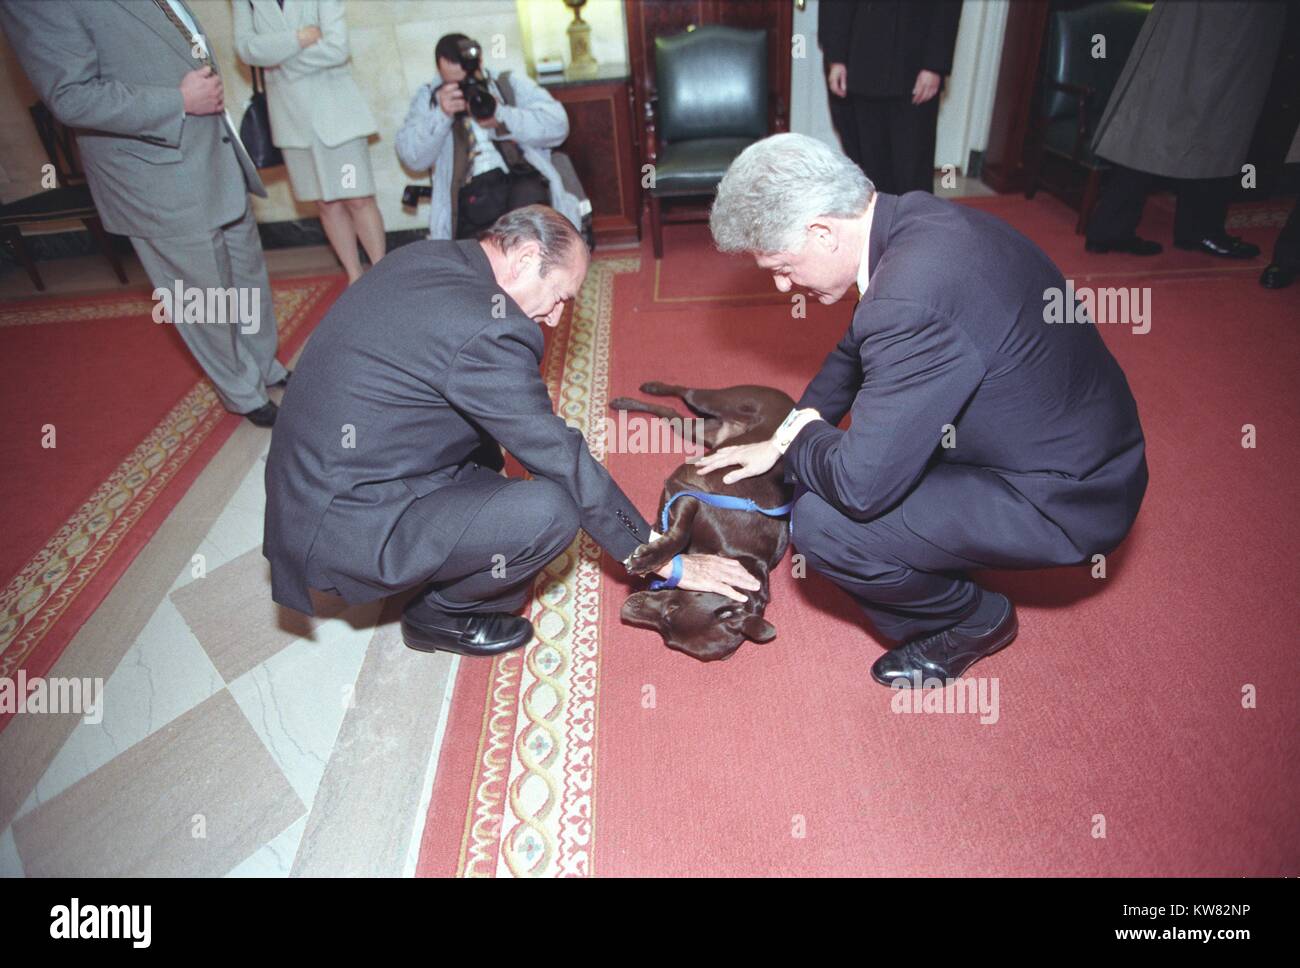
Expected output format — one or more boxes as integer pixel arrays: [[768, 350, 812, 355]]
[[741, 614, 776, 643]]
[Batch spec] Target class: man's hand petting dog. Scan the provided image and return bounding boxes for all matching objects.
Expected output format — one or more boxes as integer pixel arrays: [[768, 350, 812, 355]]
[[692, 440, 782, 484], [634, 550, 760, 603]]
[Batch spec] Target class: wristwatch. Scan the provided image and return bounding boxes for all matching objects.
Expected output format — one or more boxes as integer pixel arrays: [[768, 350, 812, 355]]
[[772, 408, 823, 454]]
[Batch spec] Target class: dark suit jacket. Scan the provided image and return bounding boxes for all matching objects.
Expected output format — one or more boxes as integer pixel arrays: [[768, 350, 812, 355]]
[[787, 192, 1148, 560], [263, 239, 651, 614], [818, 0, 962, 99]]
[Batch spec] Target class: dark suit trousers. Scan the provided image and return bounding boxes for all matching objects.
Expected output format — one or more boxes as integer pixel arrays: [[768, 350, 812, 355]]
[[791, 463, 1081, 644], [369, 465, 579, 617], [831, 93, 939, 195], [1272, 198, 1300, 270], [1087, 164, 1233, 245]]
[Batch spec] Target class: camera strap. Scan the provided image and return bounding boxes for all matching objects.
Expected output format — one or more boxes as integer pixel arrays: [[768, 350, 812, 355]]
[[492, 72, 526, 170]]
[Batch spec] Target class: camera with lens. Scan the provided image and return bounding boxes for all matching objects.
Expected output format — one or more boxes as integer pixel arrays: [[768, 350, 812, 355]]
[[452, 37, 496, 121]]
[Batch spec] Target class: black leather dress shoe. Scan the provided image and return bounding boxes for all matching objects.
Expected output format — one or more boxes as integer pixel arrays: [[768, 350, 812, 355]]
[[1085, 235, 1162, 256], [401, 607, 534, 656], [1174, 235, 1260, 259], [870, 594, 1018, 688], [241, 401, 278, 427], [1259, 263, 1295, 289], [271, 370, 292, 389]]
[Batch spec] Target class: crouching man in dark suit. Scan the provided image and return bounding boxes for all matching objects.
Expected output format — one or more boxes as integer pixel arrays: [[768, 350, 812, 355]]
[[264, 205, 757, 656], [700, 134, 1148, 687]]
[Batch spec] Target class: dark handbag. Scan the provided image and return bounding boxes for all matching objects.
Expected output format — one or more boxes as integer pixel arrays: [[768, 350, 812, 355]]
[[239, 67, 282, 168]]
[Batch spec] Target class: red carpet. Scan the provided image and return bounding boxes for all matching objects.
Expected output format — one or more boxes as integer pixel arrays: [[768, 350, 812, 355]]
[[419, 193, 1298, 876], [0, 273, 344, 730]]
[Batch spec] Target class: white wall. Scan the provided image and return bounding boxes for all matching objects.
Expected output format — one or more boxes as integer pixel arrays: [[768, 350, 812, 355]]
[[790, 0, 1009, 176], [789, 0, 838, 151], [517, 0, 628, 75], [936, 0, 1009, 172]]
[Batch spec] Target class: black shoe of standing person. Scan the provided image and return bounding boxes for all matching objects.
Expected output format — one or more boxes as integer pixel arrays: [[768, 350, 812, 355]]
[[1259, 264, 1295, 289], [869, 593, 1018, 688], [242, 400, 278, 427], [1174, 234, 1260, 259], [1085, 235, 1163, 256], [271, 370, 292, 389], [401, 603, 534, 657]]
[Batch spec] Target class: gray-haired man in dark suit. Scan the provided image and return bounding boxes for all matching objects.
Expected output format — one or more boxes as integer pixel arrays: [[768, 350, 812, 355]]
[[701, 134, 1148, 687], [264, 206, 757, 656]]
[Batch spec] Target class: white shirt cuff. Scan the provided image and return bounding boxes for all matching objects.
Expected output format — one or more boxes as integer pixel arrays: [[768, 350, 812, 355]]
[[622, 529, 663, 569], [772, 408, 823, 454]]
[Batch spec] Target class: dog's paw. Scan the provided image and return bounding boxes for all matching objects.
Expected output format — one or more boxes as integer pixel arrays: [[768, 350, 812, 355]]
[[640, 381, 673, 396], [609, 396, 641, 411], [626, 539, 675, 576]]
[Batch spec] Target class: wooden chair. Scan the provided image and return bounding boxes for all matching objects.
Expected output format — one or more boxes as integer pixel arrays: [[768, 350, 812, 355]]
[[1024, 1, 1150, 234], [642, 25, 770, 259], [0, 103, 128, 291]]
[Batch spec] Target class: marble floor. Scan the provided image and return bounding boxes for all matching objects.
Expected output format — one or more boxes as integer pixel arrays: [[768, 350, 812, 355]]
[[0, 391, 464, 877], [0, 243, 464, 876]]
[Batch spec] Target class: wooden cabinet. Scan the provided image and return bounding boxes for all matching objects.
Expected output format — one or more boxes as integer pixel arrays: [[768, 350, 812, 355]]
[[539, 68, 643, 248]]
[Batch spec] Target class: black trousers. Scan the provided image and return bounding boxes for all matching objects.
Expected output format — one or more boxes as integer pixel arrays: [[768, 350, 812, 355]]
[[1272, 197, 1300, 270], [1086, 164, 1234, 245], [790, 464, 1084, 644], [393, 465, 580, 618], [830, 92, 938, 195]]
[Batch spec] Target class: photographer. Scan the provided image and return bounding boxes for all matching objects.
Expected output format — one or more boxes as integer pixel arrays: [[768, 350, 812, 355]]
[[396, 33, 580, 240]]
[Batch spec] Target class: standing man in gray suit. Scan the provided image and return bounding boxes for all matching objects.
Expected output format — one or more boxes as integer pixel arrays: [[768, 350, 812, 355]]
[[1, 0, 290, 426]]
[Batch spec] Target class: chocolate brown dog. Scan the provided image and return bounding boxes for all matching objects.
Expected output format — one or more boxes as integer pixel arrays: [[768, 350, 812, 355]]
[[612, 382, 795, 661]]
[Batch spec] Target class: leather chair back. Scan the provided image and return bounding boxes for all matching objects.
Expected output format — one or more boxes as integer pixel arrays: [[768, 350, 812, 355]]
[[1042, 2, 1150, 122], [655, 25, 767, 144]]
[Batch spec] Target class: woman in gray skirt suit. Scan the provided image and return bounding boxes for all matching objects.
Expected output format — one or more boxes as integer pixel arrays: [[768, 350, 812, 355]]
[[234, 0, 384, 283]]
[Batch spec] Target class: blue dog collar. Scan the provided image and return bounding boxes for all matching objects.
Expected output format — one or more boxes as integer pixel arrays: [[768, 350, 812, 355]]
[[659, 489, 794, 532], [649, 554, 684, 590]]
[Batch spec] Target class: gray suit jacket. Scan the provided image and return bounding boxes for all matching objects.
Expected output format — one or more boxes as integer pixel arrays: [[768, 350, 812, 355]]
[[263, 238, 652, 614], [232, 0, 377, 149], [0, 0, 265, 239]]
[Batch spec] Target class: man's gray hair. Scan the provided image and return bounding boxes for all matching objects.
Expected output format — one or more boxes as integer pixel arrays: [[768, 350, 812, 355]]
[[709, 133, 874, 255], [483, 204, 586, 276]]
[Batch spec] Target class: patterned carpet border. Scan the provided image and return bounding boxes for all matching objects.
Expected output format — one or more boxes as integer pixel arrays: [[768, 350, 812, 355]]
[[0, 277, 342, 692], [454, 256, 639, 877]]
